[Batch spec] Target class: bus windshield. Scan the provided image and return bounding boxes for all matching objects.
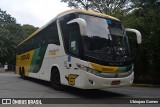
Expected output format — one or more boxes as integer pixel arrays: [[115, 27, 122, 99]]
[[79, 14, 131, 63]]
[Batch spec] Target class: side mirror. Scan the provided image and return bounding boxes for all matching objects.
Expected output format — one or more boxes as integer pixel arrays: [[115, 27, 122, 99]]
[[125, 28, 142, 44], [125, 28, 142, 61], [156, 0, 160, 5], [67, 18, 87, 36]]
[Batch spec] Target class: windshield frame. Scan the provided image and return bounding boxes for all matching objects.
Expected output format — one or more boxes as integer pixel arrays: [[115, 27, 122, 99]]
[[78, 13, 132, 66]]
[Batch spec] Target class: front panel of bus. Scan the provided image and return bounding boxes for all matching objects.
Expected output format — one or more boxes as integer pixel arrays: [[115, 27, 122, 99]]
[[59, 12, 134, 89]]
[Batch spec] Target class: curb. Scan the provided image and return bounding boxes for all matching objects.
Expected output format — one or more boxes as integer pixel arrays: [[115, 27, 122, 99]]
[[132, 84, 160, 88]]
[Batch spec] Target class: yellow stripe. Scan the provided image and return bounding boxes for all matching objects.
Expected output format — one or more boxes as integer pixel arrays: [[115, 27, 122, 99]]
[[18, 28, 41, 46], [90, 62, 118, 73], [58, 9, 119, 21]]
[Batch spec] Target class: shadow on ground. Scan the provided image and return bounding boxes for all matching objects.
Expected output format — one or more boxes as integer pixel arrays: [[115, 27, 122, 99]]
[[21, 76, 128, 99]]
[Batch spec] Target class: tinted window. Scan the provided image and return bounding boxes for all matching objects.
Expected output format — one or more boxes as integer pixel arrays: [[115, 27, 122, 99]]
[[43, 21, 60, 45], [59, 13, 81, 56], [68, 25, 80, 56], [17, 21, 60, 54]]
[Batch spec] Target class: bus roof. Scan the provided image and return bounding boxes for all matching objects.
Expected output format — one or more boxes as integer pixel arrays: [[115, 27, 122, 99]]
[[18, 9, 120, 46], [57, 9, 119, 21]]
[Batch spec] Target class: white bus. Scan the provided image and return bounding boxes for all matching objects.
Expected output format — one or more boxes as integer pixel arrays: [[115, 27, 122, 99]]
[[16, 9, 142, 90]]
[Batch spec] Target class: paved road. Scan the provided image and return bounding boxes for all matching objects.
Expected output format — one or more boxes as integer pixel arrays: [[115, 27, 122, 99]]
[[0, 72, 159, 107]]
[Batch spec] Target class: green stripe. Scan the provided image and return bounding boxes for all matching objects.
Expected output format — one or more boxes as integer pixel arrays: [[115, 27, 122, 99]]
[[116, 64, 132, 73], [29, 45, 48, 73]]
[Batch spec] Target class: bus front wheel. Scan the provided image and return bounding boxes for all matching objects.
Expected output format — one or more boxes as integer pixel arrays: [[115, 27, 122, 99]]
[[50, 68, 63, 90]]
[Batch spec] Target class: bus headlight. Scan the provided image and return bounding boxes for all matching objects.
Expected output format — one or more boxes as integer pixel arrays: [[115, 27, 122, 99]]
[[76, 63, 100, 75], [88, 68, 100, 75]]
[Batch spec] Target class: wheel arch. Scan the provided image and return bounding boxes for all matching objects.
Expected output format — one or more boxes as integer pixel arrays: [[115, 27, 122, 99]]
[[50, 64, 64, 90], [50, 64, 61, 81]]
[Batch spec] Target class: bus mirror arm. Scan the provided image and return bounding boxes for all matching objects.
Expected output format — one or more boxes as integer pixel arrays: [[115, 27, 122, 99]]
[[67, 18, 87, 36], [125, 28, 142, 62], [125, 28, 142, 44]]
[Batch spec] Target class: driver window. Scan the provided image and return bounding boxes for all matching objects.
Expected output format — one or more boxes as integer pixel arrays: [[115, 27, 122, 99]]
[[69, 30, 80, 56]]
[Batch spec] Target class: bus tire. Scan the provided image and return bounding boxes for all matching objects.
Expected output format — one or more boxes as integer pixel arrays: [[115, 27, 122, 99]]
[[20, 67, 26, 80], [19, 67, 22, 76], [50, 68, 63, 90]]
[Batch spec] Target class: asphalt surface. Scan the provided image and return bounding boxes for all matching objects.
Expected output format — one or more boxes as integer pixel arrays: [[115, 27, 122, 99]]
[[0, 72, 160, 107]]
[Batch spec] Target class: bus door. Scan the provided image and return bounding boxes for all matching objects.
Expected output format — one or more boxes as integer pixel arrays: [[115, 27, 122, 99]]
[[65, 23, 81, 86]]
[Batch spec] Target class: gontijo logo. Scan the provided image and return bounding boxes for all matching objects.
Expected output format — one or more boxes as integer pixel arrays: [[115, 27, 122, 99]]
[[20, 54, 30, 60]]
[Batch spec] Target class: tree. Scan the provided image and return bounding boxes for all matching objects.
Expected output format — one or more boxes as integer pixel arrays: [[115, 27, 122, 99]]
[[61, 0, 130, 19], [0, 8, 16, 27], [61, 0, 92, 10], [0, 9, 17, 65], [0, 8, 38, 66], [124, 0, 160, 84], [22, 24, 38, 39]]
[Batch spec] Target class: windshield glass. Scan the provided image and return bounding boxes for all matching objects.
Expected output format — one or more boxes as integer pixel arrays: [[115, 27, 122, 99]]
[[79, 14, 131, 63]]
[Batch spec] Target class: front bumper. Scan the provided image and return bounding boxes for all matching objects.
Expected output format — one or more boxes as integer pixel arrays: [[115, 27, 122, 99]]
[[77, 71, 134, 89]]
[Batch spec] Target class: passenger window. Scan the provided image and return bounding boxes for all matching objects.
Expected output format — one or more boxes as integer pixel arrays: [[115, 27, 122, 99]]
[[45, 22, 60, 45]]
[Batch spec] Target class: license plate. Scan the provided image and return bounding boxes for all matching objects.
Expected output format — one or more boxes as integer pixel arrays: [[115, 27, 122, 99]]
[[111, 80, 121, 85]]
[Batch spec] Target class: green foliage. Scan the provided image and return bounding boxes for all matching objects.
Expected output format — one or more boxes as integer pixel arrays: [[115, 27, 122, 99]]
[[0, 8, 38, 66], [22, 24, 38, 39], [124, 1, 160, 84], [0, 9, 17, 65], [61, 0, 130, 18], [0, 9, 16, 27]]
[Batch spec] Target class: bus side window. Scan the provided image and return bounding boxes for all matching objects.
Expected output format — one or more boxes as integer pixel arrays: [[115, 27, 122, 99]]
[[44, 22, 60, 45], [38, 30, 46, 46]]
